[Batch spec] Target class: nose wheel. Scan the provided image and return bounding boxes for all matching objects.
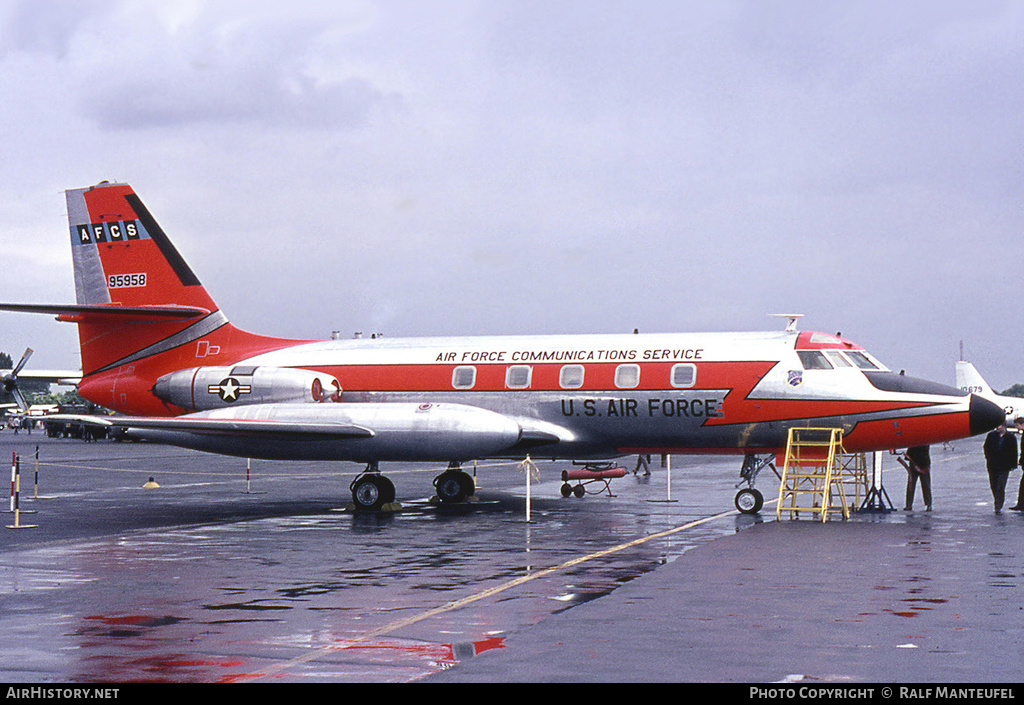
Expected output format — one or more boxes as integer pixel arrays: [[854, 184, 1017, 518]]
[[734, 453, 775, 514], [734, 487, 764, 514]]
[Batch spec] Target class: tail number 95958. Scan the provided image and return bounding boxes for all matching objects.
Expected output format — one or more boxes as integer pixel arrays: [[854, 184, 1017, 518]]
[[108, 273, 147, 288]]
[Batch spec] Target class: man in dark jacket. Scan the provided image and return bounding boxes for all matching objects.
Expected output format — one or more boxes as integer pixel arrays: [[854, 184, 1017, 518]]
[[984, 424, 1017, 513], [1011, 417, 1024, 511], [902, 445, 932, 511]]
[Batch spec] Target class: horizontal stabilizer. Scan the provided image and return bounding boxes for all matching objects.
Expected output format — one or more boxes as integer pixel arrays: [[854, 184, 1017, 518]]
[[0, 302, 210, 322]]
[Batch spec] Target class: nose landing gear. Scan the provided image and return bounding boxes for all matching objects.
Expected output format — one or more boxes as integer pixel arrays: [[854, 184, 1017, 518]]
[[734, 453, 775, 514], [734, 487, 764, 514]]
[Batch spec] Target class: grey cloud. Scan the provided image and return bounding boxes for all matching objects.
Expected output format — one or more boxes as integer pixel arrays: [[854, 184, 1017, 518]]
[[3, 1, 404, 131], [0, 0, 110, 59], [84, 69, 401, 130]]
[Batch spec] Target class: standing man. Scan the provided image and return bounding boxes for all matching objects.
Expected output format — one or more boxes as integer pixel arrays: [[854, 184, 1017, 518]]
[[901, 445, 932, 511], [984, 423, 1018, 513], [1010, 417, 1024, 511]]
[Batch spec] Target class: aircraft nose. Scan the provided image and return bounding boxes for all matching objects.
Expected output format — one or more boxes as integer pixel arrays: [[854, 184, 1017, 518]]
[[970, 394, 1005, 436]]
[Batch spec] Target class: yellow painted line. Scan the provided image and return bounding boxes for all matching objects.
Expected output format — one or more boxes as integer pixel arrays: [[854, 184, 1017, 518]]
[[233, 505, 740, 682]]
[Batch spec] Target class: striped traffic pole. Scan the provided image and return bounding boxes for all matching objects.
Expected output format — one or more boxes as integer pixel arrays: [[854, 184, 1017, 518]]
[[7, 454, 38, 529]]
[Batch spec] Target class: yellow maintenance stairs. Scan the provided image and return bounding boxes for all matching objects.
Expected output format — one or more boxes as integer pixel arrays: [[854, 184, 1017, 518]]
[[776, 428, 869, 522]]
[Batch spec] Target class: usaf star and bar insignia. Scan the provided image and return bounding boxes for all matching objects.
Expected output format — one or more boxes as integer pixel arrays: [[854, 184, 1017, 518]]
[[209, 377, 252, 403]]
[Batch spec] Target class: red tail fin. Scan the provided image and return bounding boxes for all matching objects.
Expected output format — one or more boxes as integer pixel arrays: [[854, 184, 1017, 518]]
[[67, 182, 302, 413], [68, 182, 218, 313]]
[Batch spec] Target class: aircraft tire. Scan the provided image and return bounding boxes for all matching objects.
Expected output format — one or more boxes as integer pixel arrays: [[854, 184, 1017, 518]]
[[734, 488, 763, 514], [351, 474, 396, 511], [560, 483, 573, 498], [434, 470, 474, 503]]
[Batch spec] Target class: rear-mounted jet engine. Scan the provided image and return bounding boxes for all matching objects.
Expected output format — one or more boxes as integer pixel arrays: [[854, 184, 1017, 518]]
[[153, 366, 341, 411]]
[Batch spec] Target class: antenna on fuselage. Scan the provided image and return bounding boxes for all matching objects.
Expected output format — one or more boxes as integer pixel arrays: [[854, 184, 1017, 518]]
[[769, 313, 804, 332]]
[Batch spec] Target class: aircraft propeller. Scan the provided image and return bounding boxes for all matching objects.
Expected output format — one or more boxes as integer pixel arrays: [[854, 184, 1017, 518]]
[[1, 347, 34, 411]]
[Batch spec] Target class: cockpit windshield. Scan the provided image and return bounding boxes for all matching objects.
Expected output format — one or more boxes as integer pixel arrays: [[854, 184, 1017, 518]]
[[845, 351, 883, 370], [824, 350, 853, 367], [797, 349, 887, 371]]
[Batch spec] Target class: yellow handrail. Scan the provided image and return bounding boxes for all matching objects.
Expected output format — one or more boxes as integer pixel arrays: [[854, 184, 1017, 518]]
[[776, 427, 855, 522]]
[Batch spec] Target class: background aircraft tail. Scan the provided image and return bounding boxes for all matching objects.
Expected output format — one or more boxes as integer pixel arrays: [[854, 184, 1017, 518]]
[[955, 360, 995, 398], [956, 359, 1022, 427], [65, 182, 301, 412]]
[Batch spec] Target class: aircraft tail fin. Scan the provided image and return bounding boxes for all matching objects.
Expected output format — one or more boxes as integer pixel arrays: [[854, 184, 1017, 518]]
[[64, 182, 300, 387], [67, 182, 219, 312], [955, 360, 995, 399]]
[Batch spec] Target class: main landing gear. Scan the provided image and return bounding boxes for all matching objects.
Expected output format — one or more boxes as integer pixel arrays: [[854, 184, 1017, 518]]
[[350, 462, 397, 511], [433, 463, 476, 504], [734, 453, 776, 514], [349, 461, 476, 511]]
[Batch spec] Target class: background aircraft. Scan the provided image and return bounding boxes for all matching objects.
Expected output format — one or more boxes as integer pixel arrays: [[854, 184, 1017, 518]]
[[955, 360, 1024, 427], [1, 347, 80, 409], [0, 182, 1004, 512]]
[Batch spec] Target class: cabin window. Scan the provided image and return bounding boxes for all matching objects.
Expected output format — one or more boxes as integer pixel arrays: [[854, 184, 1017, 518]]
[[559, 364, 585, 389], [670, 363, 697, 388], [615, 364, 640, 389], [452, 366, 476, 389], [797, 351, 833, 370], [506, 365, 532, 389]]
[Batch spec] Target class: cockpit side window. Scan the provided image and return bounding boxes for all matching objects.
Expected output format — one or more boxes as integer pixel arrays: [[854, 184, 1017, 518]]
[[797, 351, 833, 370]]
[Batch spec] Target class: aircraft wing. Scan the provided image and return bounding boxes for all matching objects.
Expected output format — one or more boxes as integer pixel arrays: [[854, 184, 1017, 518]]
[[41, 402, 555, 463], [42, 414, 375, 440], [110, 416, 376, 440]]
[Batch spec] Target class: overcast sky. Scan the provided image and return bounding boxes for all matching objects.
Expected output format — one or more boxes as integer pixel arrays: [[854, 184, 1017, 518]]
[[1, 0, 1022, 390]]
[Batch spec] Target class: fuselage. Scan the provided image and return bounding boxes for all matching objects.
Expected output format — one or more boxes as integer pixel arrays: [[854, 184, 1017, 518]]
[[82, 326, 996, 461]]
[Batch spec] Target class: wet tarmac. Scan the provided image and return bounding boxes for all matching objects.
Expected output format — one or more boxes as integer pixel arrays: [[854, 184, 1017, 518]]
[[1, 432, 1022, 685]]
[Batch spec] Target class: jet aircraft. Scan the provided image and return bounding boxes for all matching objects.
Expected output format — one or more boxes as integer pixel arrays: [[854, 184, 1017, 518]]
[[0, 182, 1004, 512]]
